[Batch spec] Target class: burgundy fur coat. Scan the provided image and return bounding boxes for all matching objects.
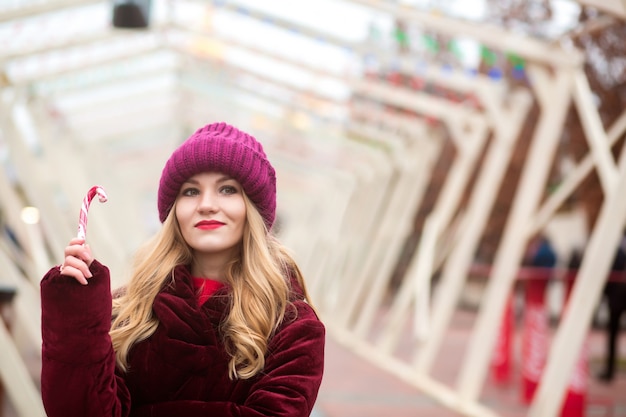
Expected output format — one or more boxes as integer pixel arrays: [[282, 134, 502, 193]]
[[40, 261, 325, 417]]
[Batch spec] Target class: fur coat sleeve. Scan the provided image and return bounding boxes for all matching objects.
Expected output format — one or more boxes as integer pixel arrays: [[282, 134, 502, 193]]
[[40, 260, 131, 417]]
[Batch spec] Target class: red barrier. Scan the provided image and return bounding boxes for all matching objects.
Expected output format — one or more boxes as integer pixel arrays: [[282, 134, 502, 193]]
[[560, 274, 588, 417], [492, 294, 514, 384], [470, 263, 626, 283], [521, 279, 549, 404], [472, 263, 610, 414]]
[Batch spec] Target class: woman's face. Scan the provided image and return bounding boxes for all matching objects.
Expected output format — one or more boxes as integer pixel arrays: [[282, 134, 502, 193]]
[[175, 172, 247, 261]]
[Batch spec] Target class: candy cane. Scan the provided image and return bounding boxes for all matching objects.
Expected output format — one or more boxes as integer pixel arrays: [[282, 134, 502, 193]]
[[77, 185, 108, 240]]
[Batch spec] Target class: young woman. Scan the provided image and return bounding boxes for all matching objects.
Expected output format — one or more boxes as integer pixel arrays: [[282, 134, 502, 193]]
[[40, 122, 325, 417]]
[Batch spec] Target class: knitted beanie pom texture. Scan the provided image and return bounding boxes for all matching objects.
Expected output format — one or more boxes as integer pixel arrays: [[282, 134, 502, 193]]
[[157, 122, 277, 229]]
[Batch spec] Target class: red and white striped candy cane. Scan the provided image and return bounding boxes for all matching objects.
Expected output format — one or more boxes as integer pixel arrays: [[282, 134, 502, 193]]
[[77, 185, 108, 240]]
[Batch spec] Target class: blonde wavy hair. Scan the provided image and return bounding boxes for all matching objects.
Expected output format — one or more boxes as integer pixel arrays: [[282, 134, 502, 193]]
[[110, 192, 312, 380]]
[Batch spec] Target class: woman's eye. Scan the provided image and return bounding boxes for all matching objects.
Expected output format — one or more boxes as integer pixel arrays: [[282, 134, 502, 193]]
[[181, 187, 200, 196], [220, 185, 238, 195]]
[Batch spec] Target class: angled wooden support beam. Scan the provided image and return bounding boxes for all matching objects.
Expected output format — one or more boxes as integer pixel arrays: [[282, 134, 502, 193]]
[[6, 99, 73, 258], [348, 127, 448, 337], [375, 114, 490, 353], [198, 0, 360, 54], [529, 109, 626, 235], [0, 0, 102, 22], [334, 130, 417, 325], [528, 133, 626, 417], [376, 212, 440, 353], [454, 65, 573, 402], [0, 320, 46, 416], [337, 89, 488, 332], [348, 0, 584, 68], [575, 0, 626, 19], [572, 69, 620, 192], [350, 78, 484, 124], [10, 46, 163, 87], [356, 50, 508, 97], [0, 271, 45, 417], [413, 87, 533, 375], [179, 22, 500, 121], [0, 148, 39, 280], [349, 101, 429, 136], [7, 98, 129, 280], [0, 247, 43, 353], [177, 5, 508, 106], [1, 30, 122, 63]]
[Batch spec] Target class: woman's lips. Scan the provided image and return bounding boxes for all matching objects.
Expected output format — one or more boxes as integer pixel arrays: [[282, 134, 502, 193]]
[[195, 220, 225, 230]]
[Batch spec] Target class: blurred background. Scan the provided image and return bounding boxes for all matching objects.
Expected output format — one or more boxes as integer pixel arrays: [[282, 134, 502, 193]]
[[1, 0, 626, 416]]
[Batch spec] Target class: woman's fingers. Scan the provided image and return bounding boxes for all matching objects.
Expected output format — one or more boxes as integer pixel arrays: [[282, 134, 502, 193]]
[[63, 254, 93, 276], [59, 263, 89, 285], [64, 239, 94, 265], [60, 238, 94, 285]]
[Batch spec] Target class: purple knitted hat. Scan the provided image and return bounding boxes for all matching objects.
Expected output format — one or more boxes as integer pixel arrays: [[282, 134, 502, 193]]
[[157, 122, 276, 229]]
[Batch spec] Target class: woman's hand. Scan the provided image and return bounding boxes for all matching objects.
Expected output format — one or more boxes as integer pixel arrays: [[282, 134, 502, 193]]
[[59, 238, 94, 285]]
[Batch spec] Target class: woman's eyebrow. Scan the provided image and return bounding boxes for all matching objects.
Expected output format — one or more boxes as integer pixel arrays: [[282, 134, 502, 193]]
[[182, 175, 234, 185], [216, 175, 235, 183]]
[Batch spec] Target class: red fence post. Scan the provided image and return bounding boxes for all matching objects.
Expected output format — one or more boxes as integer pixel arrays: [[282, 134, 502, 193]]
[[492, 293, 514, 385], [560, 271, 588, 417], [521, 275, 549, 404]]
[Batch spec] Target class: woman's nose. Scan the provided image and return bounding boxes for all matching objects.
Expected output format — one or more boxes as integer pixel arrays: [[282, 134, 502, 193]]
[[197, 191, 218, 212]]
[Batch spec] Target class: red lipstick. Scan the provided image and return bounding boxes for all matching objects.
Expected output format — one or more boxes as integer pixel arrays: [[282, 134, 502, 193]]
[[195, 220, 225, 230]]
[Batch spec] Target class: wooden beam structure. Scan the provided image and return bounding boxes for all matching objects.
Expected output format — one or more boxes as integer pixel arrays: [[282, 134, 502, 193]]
[[1, 1, 625, 416], [575, 0, 626, 19]]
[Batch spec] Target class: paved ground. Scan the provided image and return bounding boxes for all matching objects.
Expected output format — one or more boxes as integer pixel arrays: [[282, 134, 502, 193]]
[[314, 309, 626, 417]]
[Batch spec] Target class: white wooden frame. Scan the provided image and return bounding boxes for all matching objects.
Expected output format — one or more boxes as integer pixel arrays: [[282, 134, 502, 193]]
[[1, 2, 624, 417]]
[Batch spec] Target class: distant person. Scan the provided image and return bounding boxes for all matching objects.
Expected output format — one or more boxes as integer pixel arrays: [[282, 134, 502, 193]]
[[520, 234, 556, 403], [598, 239, 626, 382], [40, 122, 325, 416], [531, 236, 557, 270]]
